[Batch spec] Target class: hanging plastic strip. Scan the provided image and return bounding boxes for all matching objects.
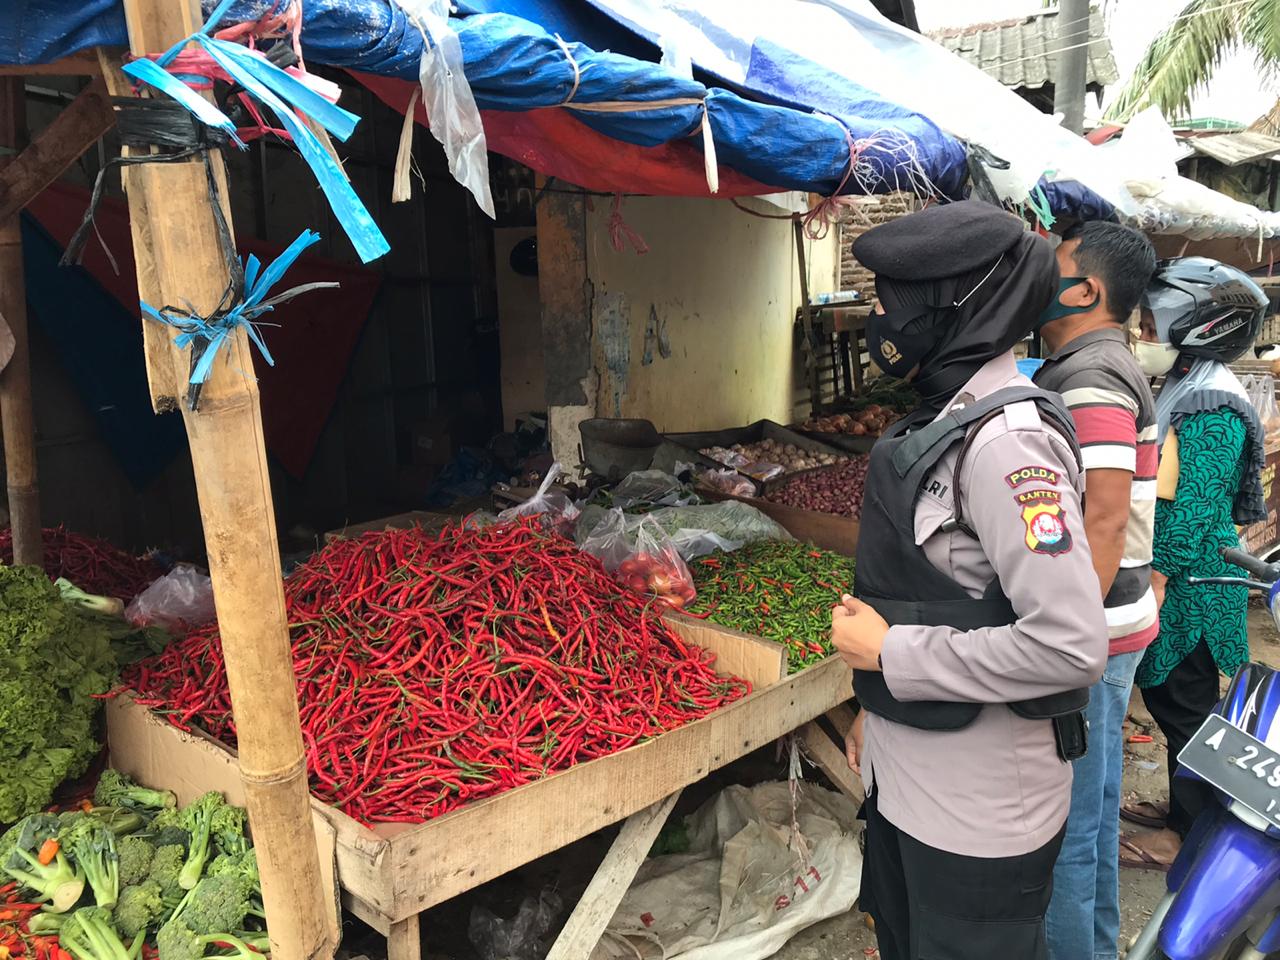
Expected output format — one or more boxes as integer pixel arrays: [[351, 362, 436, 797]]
[[121, 3, 389, 264], [390, 0, 496, 216], [141, 230, 338, 411]]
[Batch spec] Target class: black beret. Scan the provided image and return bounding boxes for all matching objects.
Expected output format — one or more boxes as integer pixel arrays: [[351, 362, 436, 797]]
[[851, 200, 1025, 281]]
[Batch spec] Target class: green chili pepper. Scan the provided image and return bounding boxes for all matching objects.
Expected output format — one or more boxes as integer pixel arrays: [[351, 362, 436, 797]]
[[686, 541, 855, 673]]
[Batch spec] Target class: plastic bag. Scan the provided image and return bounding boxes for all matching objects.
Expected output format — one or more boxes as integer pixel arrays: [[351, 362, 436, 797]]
[[576, 501, 791, 560], [392, 0, 495, 217], [125, 565, 216, 632], [468, 888, 563, 960], [739, 461, 785, 482], [497, 463, 580, 537], [700, 446, 749, 469], [581, 510, 697, 609], [611, 469, 697, 509], [697, 468, 757, 498]]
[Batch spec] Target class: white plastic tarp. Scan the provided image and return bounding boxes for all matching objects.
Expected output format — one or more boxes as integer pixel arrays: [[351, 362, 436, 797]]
[[591, 781, 862, 960], [586, 0, 1139, 214]]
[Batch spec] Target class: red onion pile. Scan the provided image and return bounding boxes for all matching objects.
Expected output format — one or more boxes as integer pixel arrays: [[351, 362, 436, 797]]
[[765, 457, 869, 518]]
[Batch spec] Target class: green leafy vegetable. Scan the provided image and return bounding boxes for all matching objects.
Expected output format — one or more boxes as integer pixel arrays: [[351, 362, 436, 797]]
[[0, 565, 117, 821]]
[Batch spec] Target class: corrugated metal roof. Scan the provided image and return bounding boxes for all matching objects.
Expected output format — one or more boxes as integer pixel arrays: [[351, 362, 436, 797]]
[[1189, 131, 1280, 166], [931, 10, 1119, 92]]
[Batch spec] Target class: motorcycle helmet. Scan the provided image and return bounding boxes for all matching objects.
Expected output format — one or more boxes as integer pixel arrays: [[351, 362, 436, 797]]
[[1141, 257, 1267, 371]]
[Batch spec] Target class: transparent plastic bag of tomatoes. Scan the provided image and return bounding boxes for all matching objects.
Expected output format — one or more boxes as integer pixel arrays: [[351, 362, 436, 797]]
[[581, 509, 697, 609]]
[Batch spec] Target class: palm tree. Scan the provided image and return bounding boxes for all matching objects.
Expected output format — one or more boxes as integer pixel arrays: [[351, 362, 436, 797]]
[[1105, 0, 1280, 121]]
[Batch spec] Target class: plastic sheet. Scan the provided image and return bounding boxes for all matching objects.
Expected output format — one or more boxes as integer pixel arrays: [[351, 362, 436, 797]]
[[576, 500, 792, 560], [495, 462, 581, 537], [125, 565, 216, 632], [392, 0, 495, 216], [469, 889, 563, 960]]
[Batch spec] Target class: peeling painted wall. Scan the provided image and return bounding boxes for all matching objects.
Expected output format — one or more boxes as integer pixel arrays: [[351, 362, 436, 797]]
[[583, 196, 838, 432]]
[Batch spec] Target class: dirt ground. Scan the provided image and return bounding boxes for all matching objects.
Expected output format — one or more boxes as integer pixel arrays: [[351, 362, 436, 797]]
[[771, 605, 1280, 960]]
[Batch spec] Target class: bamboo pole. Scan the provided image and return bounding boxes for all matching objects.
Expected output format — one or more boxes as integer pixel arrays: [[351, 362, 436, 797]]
[[0, 78, 41, 565], [115, 3, 332, 957]]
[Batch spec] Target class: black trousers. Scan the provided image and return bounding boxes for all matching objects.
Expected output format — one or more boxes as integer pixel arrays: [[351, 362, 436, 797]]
[[860, 790, 1065, 960], [1140, 638, 1220, 837]]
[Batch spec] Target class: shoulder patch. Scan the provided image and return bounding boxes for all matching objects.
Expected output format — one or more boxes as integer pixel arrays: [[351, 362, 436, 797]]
[[1021, 491, 1073, 556], [1005, 465, 1059, 488], [1002, 399, 1042, 432]]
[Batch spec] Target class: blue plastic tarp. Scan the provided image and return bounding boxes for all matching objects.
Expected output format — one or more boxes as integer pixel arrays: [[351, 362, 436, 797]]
[[0, 0, 1110, 213]]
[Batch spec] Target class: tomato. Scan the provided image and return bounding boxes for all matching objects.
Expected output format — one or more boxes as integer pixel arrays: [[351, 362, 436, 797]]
[[618, 559, 641, 576]]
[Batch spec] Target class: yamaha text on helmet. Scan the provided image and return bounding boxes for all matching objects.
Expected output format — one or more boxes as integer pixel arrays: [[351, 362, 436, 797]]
[[1142, 257, 1267, 375]]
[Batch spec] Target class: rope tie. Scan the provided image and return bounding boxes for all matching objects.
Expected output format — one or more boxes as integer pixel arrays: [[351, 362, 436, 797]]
[[552, 36, 717, 195], [552, 34, 581, 106]]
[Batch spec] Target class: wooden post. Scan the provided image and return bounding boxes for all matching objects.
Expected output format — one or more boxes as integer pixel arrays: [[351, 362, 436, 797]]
[[794, 218, 821, 415], [0, 78, 41, 565], [116, 3, 331, 958]]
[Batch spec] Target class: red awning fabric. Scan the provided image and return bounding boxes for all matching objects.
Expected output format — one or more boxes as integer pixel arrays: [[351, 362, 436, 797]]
[[354, 72, 783, 198], [27, 181, 383, 479]]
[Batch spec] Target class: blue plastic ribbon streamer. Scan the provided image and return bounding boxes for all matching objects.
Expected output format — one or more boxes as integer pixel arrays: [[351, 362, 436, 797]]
[[122, 30, 390, 263], [141, 230, 338, 401]]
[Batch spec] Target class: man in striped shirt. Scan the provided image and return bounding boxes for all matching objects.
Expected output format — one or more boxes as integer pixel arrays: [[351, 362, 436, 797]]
[[1035, 221, 1157, 960]]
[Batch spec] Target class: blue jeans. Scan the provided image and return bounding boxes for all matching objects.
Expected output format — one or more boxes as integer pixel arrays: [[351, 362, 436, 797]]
[[1045, 649, 1143, 960]]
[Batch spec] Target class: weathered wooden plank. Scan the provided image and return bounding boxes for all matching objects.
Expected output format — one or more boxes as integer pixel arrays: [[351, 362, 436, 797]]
[[0, 78, 40, 564], [546, 791, 682, 960], [95, 49, 180, 411], [0, 77, 114, 222], [801, 721, 863, 805]]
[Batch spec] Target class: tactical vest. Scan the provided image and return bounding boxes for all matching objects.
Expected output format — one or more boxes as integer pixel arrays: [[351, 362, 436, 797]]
[[853, 386, 1091, 731]]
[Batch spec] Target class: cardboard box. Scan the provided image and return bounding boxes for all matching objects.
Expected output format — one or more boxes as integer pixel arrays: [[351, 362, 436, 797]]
[[323, 510, 453, 544], [410, 417, 452, 467]]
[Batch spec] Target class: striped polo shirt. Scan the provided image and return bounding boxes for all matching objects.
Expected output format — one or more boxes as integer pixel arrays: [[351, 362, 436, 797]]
[[1035, 327, 1159, 655]]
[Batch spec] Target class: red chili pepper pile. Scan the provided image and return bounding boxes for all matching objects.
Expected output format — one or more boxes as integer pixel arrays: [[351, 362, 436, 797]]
[[0, 880, 70, 960], [123, 518, 750, 825], [0, 527, 163, 600]]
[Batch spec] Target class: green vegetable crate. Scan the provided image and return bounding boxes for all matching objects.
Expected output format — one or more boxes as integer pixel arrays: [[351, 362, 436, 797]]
[[106, 617, 852, 960]]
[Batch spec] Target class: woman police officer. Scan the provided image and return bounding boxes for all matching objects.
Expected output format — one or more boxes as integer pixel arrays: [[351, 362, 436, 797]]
[[833, 201, 1108, 959]]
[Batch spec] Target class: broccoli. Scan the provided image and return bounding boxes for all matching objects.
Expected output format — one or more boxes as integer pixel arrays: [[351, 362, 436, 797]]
[[163, 792, 228, 891], [156, 920, 265, 960], [117, 835, 155, 888], [206, 850, 258, 888], [88, 807, 146, 837], [2, 814, 85, 912], [59, 905, 135, 960], [115, 879, 166, 940], [94, 770, 177, 813], [149, 843, 186, 902], [171, 873, 256, 936], [206, 851, 262, 920], [59, 813, 120, 909], [210, 803, 248, 857]]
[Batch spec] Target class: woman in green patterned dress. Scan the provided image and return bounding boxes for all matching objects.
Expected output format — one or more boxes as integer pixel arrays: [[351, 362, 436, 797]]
[[1119, 258, 1268, 870]]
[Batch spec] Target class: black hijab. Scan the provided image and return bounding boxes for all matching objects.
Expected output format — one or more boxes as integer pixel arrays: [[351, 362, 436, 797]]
[[853, 200, 1058, 412]]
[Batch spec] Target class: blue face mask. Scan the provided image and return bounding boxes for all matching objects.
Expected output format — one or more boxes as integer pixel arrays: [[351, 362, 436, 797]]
[[1037, 276, 1096, 327]]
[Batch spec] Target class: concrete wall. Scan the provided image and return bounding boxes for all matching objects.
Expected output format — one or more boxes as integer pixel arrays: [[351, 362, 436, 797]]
[[578, 195, 838, 437]]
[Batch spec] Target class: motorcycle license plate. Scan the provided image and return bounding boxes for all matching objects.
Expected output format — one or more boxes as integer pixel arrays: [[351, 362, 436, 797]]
[[1179, 713, 1280, 824]]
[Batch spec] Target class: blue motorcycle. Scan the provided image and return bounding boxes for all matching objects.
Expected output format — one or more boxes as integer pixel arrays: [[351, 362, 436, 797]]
[[1128, 547, 1280, 960]]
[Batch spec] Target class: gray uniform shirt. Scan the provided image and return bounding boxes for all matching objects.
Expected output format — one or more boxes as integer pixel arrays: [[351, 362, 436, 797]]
[[861, 352, 1108, 858]]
